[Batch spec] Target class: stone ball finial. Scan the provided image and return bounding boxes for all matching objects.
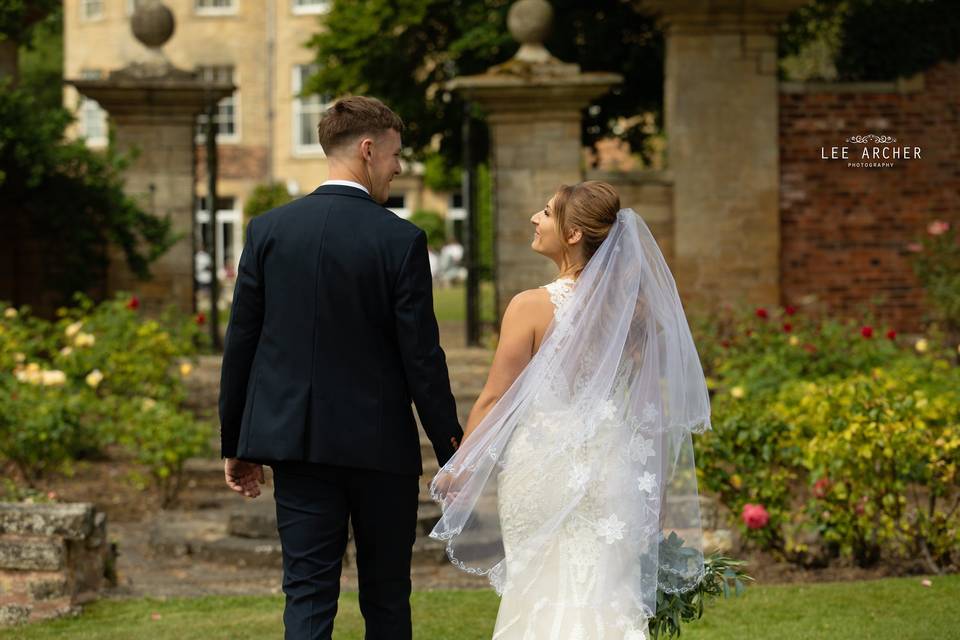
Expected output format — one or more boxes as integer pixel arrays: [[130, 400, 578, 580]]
[[131, 1, 175, 49], [508, 0, 553, 46]]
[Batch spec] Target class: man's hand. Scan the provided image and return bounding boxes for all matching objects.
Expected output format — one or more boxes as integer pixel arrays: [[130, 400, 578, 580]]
[[224, 458, 265, 498]]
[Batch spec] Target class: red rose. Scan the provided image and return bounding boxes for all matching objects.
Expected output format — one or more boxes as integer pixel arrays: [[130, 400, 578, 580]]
[[195, 312, 206, 326], [886, 329, 896, 340], [861, 326, 873, 338], [802, 343, 818, 354], [126, 296, 140, 311], [755, 308, 768, 319], [745, 329, 754, 337], [784, 305, 796, 316], [720, 339, 731, 348], [741, 503, 769, 530], [783, 323, 793, 333], [812, 477, 830, 499]]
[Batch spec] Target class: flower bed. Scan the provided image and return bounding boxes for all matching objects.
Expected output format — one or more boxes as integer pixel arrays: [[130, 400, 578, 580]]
[[693, 303, 960, 574], [0, 294, 211, 507]]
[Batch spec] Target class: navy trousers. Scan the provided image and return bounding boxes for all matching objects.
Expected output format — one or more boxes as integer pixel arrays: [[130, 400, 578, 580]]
[[270, 461, 419, 639]]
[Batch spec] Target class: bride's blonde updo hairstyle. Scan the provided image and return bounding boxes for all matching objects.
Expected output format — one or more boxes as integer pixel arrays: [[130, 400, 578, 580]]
[[553, 180, 620, 274]]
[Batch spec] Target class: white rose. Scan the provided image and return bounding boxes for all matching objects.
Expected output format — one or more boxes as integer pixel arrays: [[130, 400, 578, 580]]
[[41, 370, 67, 386], [85, 369, 104, 389], [65, 321, 83, 338]]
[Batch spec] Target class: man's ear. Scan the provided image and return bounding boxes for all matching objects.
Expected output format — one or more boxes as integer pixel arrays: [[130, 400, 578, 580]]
[[359, 137, 374, 161]]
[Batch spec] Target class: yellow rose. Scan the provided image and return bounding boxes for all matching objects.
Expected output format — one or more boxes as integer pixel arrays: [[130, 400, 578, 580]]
[[179, 362, 193, 377], [788, 335, 800, 346], [730, 386, 745, 399], [41, 370, 67, 386], [74, 332, 96, 348], [60, 346, 73, 357], [730, 474, 743, 489], [85, 369, 104, 389], [4, 307, 17, 319], [65, 321, 83, 338], [142, 398, 157, 411], [13, 352, 25, 363], [26, 362, 40, 373], [914, 338, 928, 353]]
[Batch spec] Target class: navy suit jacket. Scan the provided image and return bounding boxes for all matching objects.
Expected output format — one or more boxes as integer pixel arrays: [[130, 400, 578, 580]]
[[218, 184, 463, 475]]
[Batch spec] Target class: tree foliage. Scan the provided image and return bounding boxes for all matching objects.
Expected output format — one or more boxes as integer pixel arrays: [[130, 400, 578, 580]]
[[243, 182, 293, 224], [0, 0, 59, 44], [0, 82, 176, 305], [306, 0, 663, 166], [780, 0, 960, 81]]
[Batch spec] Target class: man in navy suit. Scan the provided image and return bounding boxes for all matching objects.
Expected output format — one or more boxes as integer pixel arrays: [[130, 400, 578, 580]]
[[218, 96, 463, 639]]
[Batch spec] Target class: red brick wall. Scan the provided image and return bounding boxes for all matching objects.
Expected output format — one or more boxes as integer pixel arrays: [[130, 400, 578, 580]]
[[779, 61, 960, 332]]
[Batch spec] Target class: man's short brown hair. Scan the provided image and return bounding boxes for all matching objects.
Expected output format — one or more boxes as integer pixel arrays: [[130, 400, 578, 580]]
[[316, 96, 405, 156]]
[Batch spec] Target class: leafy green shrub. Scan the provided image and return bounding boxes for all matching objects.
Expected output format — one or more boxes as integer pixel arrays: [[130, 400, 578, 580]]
[[409, 209, 446, 250], [908, 219, 960, 342], [692, 303, 960, 572], [0, 294, 211, 506], [773, 358, 960, 571], [244, 182, 292, 224]]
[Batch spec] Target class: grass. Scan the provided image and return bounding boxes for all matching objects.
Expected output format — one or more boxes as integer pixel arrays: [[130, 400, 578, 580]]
[[2, 574, 958, 639], [432, 282, 496, 324]]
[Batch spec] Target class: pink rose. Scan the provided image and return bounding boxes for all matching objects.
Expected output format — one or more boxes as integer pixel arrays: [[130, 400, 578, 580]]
[[741, 503, 769, 530], [927, 220, 950, 236], [906, 242, 923, 253]]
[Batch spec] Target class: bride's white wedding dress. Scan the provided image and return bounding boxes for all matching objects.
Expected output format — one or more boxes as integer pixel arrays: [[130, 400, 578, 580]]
[[493, 278, 651, 640], [429, 209, 711, 640]]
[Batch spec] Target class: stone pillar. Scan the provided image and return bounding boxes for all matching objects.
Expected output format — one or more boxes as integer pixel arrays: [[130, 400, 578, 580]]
[[448, 0, 621, 319], [643, 0, 807, 306], [66, 2, 232, 314]]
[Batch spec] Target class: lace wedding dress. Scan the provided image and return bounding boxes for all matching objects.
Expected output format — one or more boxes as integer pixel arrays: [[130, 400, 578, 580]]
[[430, 210, 711, 640], [493, 277, 651, 640]]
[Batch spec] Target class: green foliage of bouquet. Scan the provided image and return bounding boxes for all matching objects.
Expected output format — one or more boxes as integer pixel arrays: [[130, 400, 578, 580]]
[[0, 294, 211, 506], [650, 532, 753, 639]]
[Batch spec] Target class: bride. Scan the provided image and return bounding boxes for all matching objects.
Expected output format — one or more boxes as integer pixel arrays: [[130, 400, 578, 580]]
[[430, 181, 713, 639]]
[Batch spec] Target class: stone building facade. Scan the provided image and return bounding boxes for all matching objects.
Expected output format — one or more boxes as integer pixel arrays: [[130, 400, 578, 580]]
[[63, 0, 458, 282]]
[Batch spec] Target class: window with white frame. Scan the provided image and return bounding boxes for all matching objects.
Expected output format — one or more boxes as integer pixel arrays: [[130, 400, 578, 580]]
[[292, 0, 331, 15], [195, 66, 239, 142], [292, 64, 330, 154], [78, 70, 108, 147], [81, 0, 104, 20], [195, 196, 242, 280], [195, 0, 237, 15]]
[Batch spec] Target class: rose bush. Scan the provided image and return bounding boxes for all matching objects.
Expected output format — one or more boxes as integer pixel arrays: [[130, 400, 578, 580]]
[[693, 303, 960, 572], [0, 293, 211, 506]]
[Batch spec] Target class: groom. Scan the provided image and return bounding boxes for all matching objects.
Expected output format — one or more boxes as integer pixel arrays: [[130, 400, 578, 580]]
[[218, 95, 463, 639]]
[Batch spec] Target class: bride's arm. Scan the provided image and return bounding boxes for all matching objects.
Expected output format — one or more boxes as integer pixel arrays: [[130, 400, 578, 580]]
[[461, 291, 539, 442]]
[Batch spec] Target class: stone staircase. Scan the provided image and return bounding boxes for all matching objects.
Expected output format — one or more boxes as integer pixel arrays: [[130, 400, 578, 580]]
[[159, 346, 491, 571]]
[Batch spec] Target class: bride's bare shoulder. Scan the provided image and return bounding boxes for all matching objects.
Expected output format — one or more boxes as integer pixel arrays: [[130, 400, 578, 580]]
[[502, 288, 554, 328]]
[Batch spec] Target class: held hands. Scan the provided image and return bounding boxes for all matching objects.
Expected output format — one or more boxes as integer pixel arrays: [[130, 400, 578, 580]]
[[224, 458, 265, 498]]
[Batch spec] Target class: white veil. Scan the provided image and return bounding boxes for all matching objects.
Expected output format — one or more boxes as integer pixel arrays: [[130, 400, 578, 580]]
[[429, 208, 712, 626]]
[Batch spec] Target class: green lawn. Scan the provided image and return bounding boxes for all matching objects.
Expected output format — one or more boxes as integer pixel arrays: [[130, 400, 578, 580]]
[[3, 574, 958, 639], [433, 282, 496, 324]]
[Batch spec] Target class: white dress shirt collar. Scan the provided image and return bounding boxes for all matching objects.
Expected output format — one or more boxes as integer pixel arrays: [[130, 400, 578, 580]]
[[321, 180, 370, 195]]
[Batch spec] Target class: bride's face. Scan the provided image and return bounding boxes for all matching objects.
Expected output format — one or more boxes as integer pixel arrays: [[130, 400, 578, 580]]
[[530, 195, 563, 258]]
